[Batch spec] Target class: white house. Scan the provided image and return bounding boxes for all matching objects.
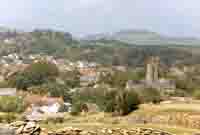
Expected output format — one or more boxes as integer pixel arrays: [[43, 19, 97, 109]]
[[0, 88, 17, 96]]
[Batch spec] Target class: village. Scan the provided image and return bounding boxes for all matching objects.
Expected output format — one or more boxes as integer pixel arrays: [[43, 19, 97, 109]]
[[1, 52, 200, 135], [0, 51, 197, 119]]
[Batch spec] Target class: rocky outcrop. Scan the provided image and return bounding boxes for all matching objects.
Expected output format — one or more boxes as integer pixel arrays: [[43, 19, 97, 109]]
[[9, 121, 41, 135], [9, 121, 175, 135], [49, 127, 174, 135]]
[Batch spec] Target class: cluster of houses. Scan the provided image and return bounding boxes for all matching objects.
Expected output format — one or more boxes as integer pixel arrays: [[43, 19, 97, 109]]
[[0, 53, 104, 120]]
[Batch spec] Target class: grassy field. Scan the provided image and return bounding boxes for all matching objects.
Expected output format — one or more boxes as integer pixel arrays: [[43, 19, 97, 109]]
[[1, 102, 200, 135], [40, 102, 200, 135], [41, 103, 200, 135], [40, 121, 200, 135]]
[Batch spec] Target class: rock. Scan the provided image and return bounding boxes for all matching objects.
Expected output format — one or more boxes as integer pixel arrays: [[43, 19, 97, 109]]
[[9, 121, 41, 135], [10, 121, 26, 127], [15, 125, 24, 134], [9, 121, 175, 135]]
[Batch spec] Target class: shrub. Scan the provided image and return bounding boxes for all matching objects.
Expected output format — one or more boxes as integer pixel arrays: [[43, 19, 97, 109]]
[[61, 70, 80, 88], [115, 90, 140, 115], [0, 113, 17, 123], [136, 88, 162, 104], [71, 87, 140, 116], [193, 90, 200, 99], [0, 96, 25, 113], [0, 81, 10, 88], [8, 60, 59, 90], [70, 102, 83, 116]]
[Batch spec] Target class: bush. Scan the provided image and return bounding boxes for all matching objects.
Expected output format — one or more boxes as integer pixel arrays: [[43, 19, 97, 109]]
[[71, 87, 140, 116], [0, 81, 10, 88], [193, 90, 200, 99], [61, 70, 80, 88], [0, 113, 17, 123], [70, 102, 83, 116], [0, 96, 25, 113], [8, 60, 59, 90], [115, 90, 140, 115], [135, 88, 162, 104]]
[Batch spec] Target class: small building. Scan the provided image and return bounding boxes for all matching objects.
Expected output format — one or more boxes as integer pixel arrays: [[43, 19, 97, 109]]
[[0, 88, 17, 96], [24, 95, 66, 121]]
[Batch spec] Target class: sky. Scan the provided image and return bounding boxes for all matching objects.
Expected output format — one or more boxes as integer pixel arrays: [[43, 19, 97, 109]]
[[0, 0, 200, 37]]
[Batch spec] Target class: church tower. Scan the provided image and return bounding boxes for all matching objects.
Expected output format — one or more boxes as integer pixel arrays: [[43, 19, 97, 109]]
[[145, 56, 160, 84]]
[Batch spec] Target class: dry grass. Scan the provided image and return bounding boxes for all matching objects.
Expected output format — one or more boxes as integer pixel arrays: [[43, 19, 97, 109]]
[[39, 109, 200, 135], [3, 102, 198, 135]]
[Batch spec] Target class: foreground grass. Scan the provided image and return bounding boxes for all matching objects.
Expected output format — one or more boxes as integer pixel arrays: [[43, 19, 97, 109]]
[[40, 102, 200, 135], [2, 102, 200, 135], [39, 112, 200, 135]]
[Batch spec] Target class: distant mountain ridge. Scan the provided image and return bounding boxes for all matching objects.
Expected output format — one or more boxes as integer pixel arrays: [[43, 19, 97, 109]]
[[82, 29, 200, 46]]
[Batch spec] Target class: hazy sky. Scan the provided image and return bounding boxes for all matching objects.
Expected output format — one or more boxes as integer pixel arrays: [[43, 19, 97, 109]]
[[0, 0, 200, 37]]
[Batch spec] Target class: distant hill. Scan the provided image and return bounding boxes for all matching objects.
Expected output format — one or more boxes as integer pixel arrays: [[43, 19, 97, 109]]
[[0, 28, 74, 56], [0, 27, 200, 67], [82, 29, 200, 46]]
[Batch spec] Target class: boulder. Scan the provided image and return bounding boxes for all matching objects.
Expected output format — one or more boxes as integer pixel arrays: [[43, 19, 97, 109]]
[[9, 121, 41, 135]]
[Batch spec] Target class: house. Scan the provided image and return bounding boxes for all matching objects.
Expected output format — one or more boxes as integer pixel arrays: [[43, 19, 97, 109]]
[[0, 88, 17, 96], [24, 95, 65, 120], [24, 95, 64, 108]]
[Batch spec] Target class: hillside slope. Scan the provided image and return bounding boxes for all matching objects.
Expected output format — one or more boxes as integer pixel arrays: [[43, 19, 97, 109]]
[[83, 29, 200, 46]]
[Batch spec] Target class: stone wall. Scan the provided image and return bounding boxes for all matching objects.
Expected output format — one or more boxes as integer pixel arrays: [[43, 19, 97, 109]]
[[8, 121, 176, 135]]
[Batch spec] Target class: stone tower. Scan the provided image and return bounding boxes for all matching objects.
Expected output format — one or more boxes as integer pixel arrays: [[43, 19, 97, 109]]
[[153, 56, 160, 82], [146, 60, 153, 83], [145, 56, 160, 84]]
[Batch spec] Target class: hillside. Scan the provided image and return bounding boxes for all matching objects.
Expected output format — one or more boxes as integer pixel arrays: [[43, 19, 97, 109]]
[[0, 28, 200, 67], [83, 29, 200, 46], [0, 29, 74, 56]]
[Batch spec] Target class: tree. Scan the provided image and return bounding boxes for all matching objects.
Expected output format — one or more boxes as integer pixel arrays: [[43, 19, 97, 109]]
[[46, 82, 71, 102], [98, 70, 145, 88], [61, 70, 80, 88], [9, 60, 59, 90], [115, 90, 140, 115], [71, 87, 140, 116]]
